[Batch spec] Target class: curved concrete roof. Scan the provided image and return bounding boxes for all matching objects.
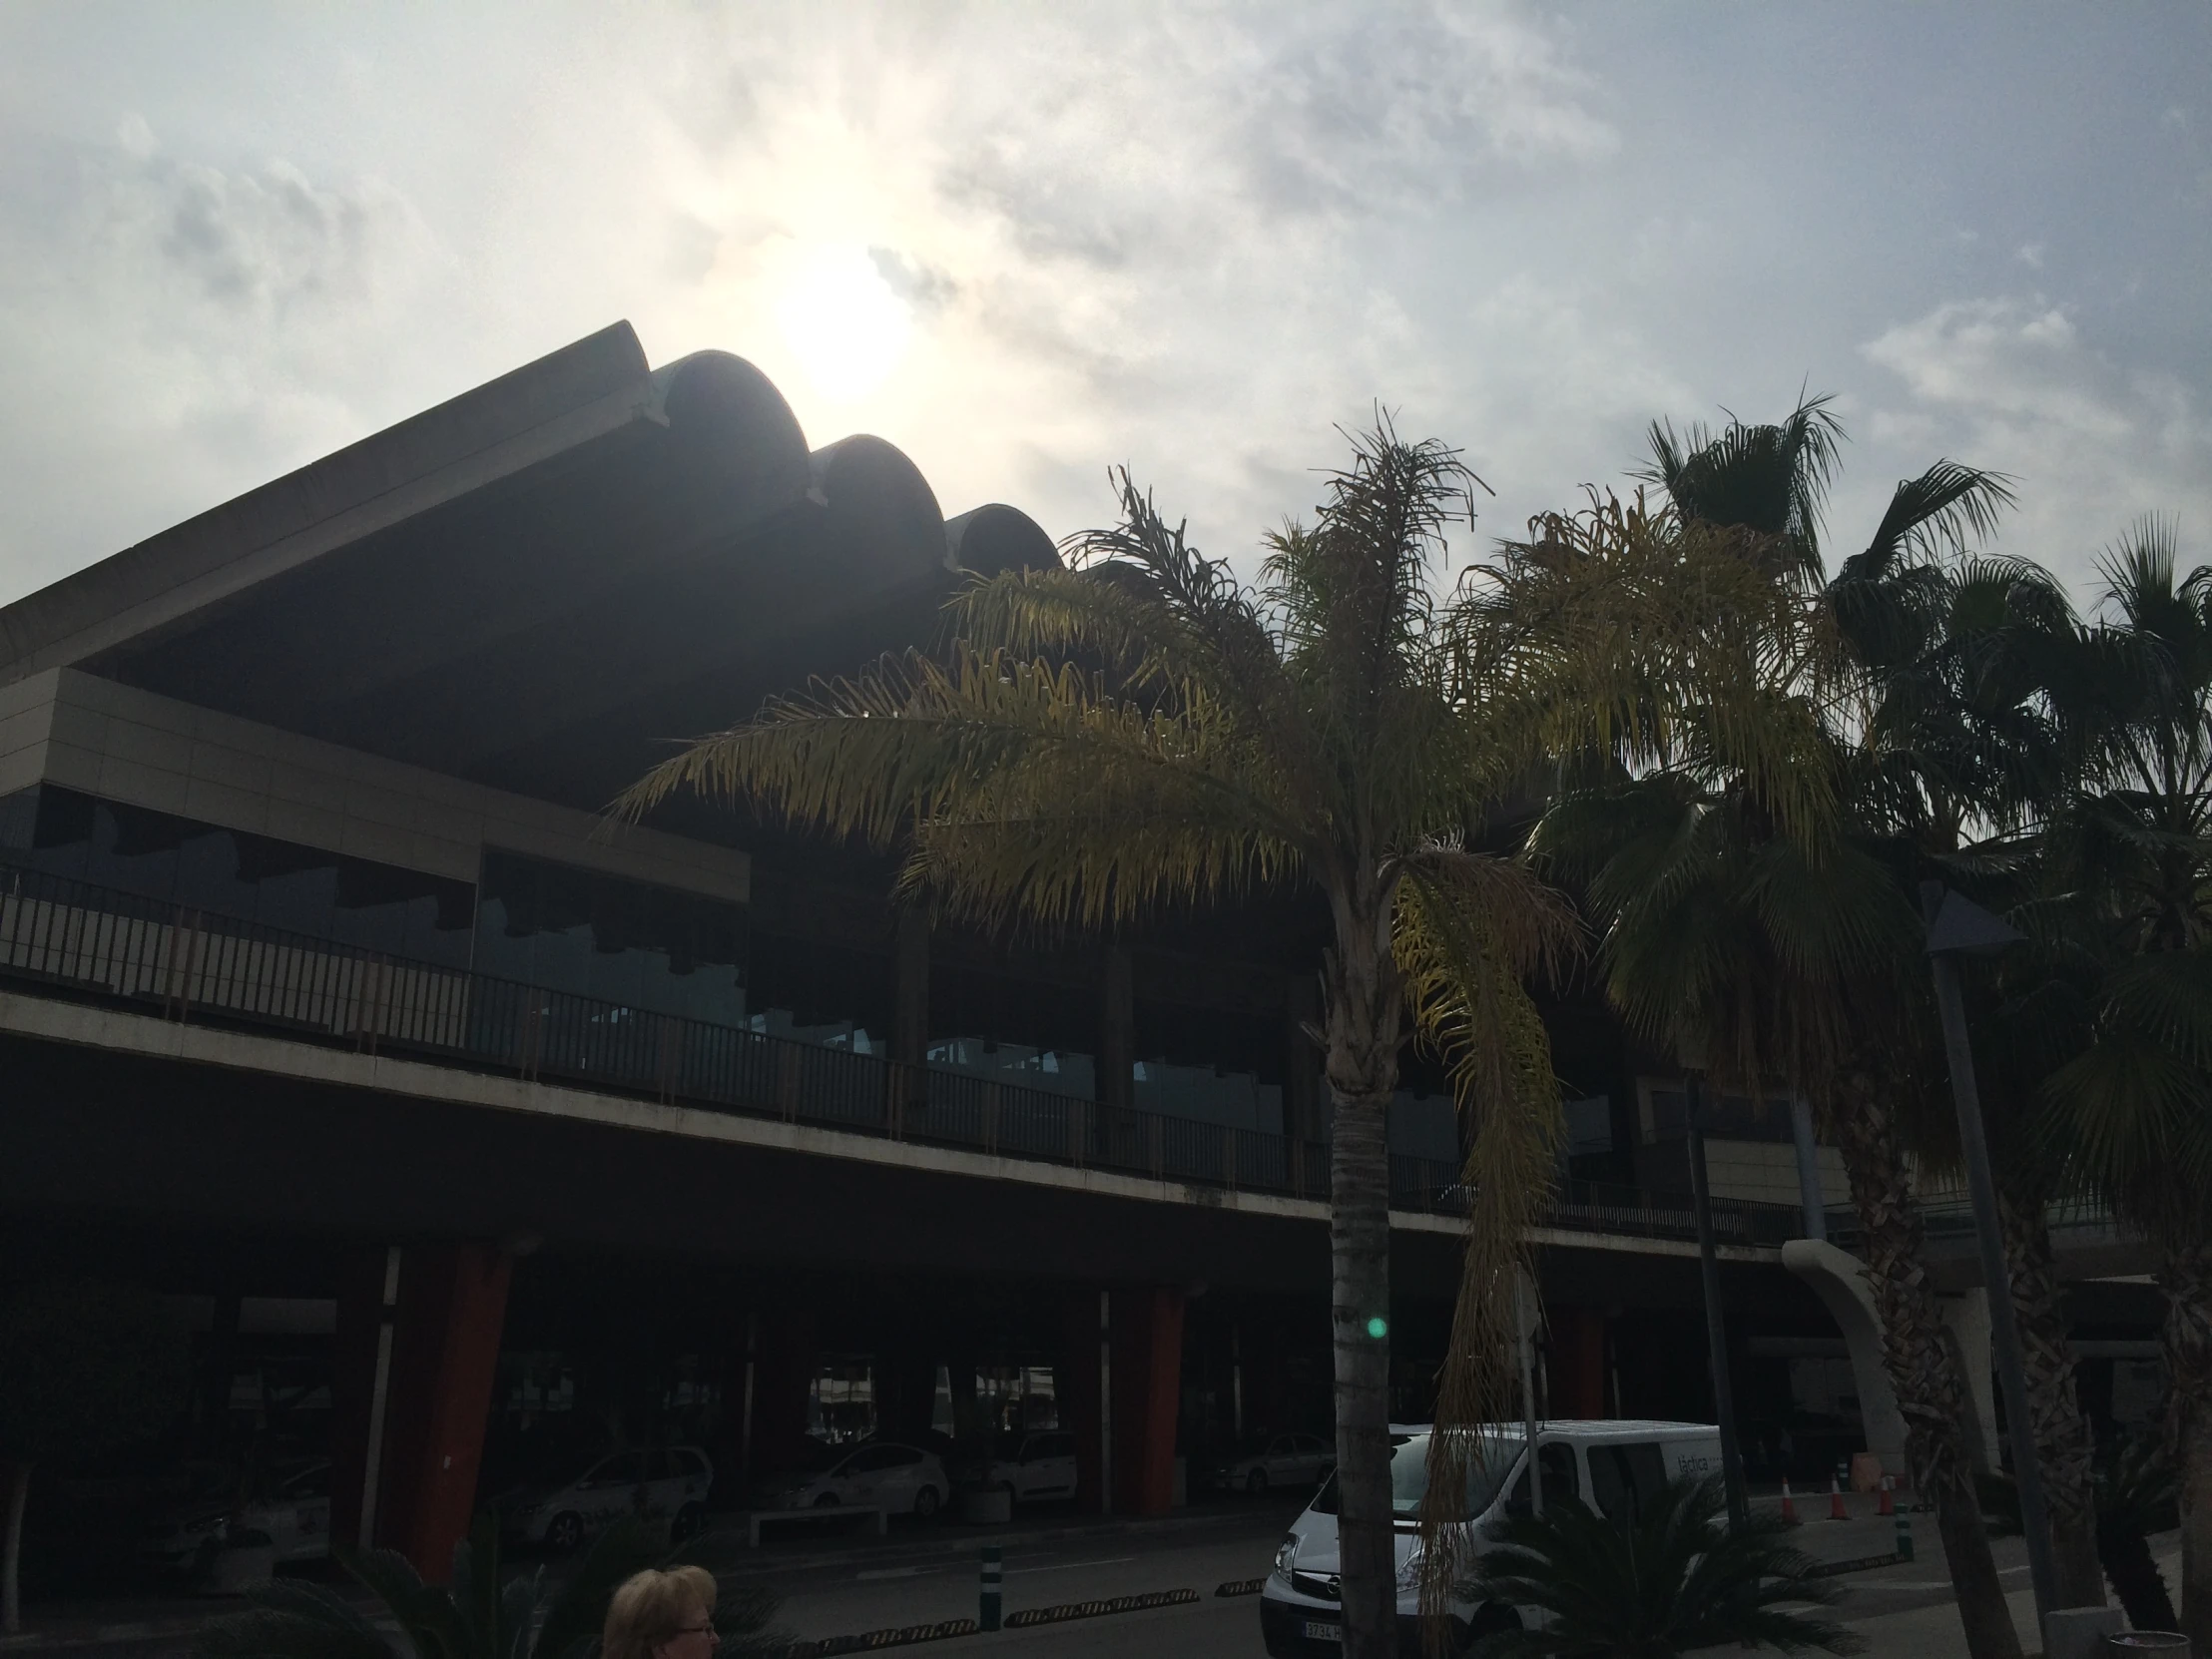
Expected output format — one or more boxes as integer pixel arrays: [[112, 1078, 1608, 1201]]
[[0, 322, 1059, 813]]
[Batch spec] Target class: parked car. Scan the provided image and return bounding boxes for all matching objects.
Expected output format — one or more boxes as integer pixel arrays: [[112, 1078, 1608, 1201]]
[[1259, 1418, 1723, 1655], [1214, 1432, 1333, 1495], [142, 1457, 332, 1579], [506, 1445, 714, 1551], [751, 1440, 949, 1519], [958, 1431, 1079, 1503]]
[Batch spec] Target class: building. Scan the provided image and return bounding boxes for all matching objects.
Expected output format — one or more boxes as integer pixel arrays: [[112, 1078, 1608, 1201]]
[[0, 322, 2161, 1589]]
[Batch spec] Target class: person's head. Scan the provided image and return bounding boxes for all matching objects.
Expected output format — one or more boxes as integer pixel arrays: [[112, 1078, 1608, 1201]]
[[603, 1565, 719, 1659]]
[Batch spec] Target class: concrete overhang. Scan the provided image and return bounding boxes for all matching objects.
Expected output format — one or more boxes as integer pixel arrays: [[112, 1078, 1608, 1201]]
[[0, 323, 1058, 818]]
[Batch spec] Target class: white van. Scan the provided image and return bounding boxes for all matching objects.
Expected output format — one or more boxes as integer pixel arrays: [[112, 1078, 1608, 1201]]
[[1258, 1419, 1723, 1656]]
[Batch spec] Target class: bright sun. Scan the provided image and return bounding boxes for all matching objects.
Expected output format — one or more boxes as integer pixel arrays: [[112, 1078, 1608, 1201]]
[[773, 244, 911, 405]]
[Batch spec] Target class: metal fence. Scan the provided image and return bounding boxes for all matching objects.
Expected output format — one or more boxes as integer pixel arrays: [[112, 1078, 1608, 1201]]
[[0, 859, 1801, 1243]]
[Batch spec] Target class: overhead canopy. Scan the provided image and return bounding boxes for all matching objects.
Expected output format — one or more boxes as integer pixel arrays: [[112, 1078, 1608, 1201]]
[[0, 321, 1058, 819]]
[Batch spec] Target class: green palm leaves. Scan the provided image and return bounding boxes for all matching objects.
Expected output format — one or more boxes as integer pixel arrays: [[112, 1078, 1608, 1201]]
[[1463, 1478, 1855, 1658]]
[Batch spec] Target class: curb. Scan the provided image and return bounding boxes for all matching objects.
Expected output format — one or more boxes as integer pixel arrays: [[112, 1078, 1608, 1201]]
[[1805, 1552, 1905, 1578], [790, 1619, 979, 1656], [1004, 1589, 1201, 1628]]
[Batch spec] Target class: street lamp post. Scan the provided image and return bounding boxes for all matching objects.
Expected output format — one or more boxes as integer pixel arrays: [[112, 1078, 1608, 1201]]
[[1921, 882, 2059, 1626], [1683, 1071, 1751, 1531]]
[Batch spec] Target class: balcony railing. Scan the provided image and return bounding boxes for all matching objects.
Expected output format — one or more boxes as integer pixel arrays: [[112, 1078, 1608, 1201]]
[[0, 860, 1802, 1244]]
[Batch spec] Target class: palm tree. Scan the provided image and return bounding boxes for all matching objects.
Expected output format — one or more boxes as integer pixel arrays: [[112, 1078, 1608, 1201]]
[[2038, 521, 2212, 1648], [1541, 400, 2035, 1659], [1460, 1475, 1856, 1657], [619, 431, 1785, 1659], [194, 1516, 788, 1659]]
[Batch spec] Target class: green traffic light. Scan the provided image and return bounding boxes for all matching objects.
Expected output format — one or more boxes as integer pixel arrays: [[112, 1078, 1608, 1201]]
[[1366, 1316, 1387, 1339]]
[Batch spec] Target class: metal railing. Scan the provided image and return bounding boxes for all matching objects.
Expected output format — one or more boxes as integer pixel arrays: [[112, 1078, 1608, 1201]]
[[0, 860, 1801, 1244]]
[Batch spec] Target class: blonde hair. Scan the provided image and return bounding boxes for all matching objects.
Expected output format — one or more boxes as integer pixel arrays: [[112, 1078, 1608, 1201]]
[[603, 1565, 718, 1659]]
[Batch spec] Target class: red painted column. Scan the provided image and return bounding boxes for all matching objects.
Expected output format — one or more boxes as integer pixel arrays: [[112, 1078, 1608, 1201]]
[[330, 1243, 513, 1577], [378, 1243, 513, 1577], [1551, 1308, 1608, 1418], [1110, 1287, 1185, 1514]]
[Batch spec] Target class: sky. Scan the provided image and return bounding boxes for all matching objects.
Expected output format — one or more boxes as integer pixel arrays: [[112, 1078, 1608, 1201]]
[[1, 2, 2207, 611]]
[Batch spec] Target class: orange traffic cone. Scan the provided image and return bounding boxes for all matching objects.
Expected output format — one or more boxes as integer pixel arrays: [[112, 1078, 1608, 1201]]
[[1828, 1475, 1849, 1520], [1779, 1478, 1800, 1525], [1878, 1474, 1896, 1517]]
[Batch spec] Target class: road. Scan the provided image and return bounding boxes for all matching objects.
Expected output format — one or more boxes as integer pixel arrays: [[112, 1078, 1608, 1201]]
[[19, 1492, 2184, 1659]]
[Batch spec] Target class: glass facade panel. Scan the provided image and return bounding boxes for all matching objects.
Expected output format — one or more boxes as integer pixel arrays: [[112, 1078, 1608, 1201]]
[[747, 930, 892, 1053], [0, 785, 473, 966], [1132, 996, 1285, 1132], [473, 850, 745, 1024], [929, 960, 1096, 1099]]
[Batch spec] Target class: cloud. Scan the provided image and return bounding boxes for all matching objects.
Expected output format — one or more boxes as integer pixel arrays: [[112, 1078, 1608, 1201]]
[[1857, 296, 2212, 589]]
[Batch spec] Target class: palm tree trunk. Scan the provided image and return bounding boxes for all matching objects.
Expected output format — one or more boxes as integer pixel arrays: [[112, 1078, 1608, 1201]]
[[1323, 918, 1405, 1659], [1331, 1090, 1396, 1659], [1832, 1069, 2023, 1659], [2157, 1233, 2212, 1650], [1995, 1187, 2105, 1606]]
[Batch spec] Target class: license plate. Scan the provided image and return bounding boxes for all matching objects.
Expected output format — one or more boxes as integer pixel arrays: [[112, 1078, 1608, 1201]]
[[1301, 1621, 1342, 1643]]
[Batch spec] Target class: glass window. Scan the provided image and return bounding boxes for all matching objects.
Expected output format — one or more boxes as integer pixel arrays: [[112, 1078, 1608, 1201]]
[[0, 785, 473, 966], [591, 1451, 647, 1486], [1132, 996, 1286, 1132], [1507, 1443, 1580, 1512], [747, 930, 891, 1053], [474, 850, 745, 1024], [1587, 1442, 1669, 1520], [929, 961, 1097, 1100]]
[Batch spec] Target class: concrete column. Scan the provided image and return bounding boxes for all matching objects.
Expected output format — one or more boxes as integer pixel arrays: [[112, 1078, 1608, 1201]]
[[1939, 1289, 2002, 1474], [1283, 977, 1322, 1147], [1098, 947, 1135, 1115], [330, 1242, 512, 1577], [749, 1308, 818, 1475], [877, 1345, 940, 1443], [1790, 1097, 1827, 1241], [1551, 1308, 1608, 1418], [1110, 1287, 1185, 1514], [893, 909, 929, 1067], [1059, 1293, 1107, 1513], [1781, 1239, 1910, 1477]]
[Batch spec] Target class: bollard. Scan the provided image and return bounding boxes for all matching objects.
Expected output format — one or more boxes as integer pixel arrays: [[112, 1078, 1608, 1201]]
[[1878, 1474, 1895, 1517], [980, 1544, 1002, 1632], [1896, 1512, 1914, 1562], [1779, 1478, 1799, 1525]]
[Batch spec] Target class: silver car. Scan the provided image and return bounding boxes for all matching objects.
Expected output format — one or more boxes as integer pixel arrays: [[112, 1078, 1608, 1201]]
[[753, 1440, 949, 1519], [509, 1445, 714, 1550], [1216, 1432, 1333, 1495]]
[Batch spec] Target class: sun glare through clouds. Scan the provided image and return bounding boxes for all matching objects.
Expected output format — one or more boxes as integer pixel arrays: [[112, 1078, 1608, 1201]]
[[772, 243, 911, 405]]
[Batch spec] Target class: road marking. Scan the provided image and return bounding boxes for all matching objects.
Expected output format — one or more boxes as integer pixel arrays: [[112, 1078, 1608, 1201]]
[[1007, 1556, 1138, 1575], [855, 1567, 931, 1580]]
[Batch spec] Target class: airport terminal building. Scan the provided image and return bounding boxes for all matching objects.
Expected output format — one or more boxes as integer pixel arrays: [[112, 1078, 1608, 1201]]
[[0, 323, 2163, 1583]]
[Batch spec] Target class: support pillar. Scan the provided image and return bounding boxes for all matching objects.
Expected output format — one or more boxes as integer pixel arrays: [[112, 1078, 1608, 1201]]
[[1099, 947, 1134, 1116], [893, 910, 929, 1068], [1110, 1287, 1184, 1515], [749, 1308, 818, 1475], [331, 1242, 511, 1577], [1782, 1239, 1910, 1476], [1059, 1293, 1106, 1513], [1551, 1309, 1608, 1418]]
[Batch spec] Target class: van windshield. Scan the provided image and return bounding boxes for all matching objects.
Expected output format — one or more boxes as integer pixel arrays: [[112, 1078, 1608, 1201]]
[[1309, 1432, 1519, 1522]]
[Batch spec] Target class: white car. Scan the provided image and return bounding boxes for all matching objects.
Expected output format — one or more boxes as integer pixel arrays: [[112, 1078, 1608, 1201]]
[[142, 1458, 332, 1577], [966, 1431, 1078, 1502], [754, 1440, 949, 1519], [1258, 1419, 1723, 1655], [510, 1445, 715, 1551], [1216, 1432, 1334, 1496]]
